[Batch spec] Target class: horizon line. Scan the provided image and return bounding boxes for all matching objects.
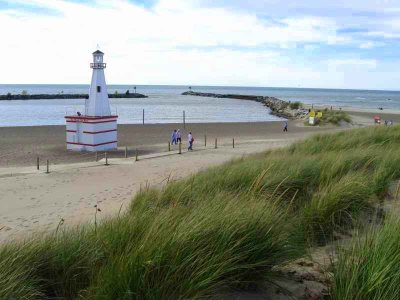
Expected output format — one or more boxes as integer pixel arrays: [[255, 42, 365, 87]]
[[0, 83, 399, 93]]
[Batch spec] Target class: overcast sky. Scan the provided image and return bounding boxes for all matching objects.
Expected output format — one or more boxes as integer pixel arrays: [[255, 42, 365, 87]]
[[0, 0, 399, 90]]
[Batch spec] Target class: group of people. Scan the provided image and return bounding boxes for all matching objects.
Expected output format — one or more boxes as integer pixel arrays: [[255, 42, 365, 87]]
[[171, 129, 194, 151], [171, 129, 182, 145]]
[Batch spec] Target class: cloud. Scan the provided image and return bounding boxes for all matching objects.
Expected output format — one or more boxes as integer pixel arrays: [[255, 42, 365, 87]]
[[359, 41, 386, 49], [327, 59, 377, 71], [0, 0, 398, 90]]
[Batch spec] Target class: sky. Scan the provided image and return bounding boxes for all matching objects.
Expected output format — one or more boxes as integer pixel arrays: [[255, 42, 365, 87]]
[[0, 0, 399, 90]]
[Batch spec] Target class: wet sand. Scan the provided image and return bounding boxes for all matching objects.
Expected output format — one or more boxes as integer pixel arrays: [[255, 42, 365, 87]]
[[0, 121, 333, 168]]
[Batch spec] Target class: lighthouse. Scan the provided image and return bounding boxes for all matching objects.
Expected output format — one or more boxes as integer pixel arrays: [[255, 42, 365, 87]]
[[65, 50, 118, 152]]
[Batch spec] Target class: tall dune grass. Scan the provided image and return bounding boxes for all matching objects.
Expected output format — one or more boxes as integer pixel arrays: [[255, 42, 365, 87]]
[[332, 216, 400, 300], [1, 125, 400, 298]]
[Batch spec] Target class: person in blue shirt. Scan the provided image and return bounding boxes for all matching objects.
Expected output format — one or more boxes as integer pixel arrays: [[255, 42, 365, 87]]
[[171, 129, 177, 145], [283, 121, 288, 132]]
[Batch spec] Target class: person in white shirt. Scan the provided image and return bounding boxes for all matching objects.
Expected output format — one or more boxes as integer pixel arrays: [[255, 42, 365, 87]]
[[176, 129, 182, 143], [188, 132, 194, 151]]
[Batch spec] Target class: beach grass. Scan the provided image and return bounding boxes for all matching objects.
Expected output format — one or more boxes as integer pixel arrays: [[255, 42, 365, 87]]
[[304, 109, 352, 126], [289, 101, 302, 109], [332, 215, 400, 300], [320, 109, 352, 125], [1, 125, 400, 298]]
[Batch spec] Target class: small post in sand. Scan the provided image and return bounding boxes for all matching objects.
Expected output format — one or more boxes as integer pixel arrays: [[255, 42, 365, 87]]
[[168, 141, 171, 152], [142, 109, 145, 125], [95, 152, 98, 162], [105, 152, 109, 166], [215, 138, 218, 149], [179, 142, 182, 154], [233, 138, 235, 148], [46, 160, 49, 174], [125, 146, 128, 158], [183, 110, 186, 129], [135, 149, 139, 161], [204, 135, 207, 147], [36, 156, 40, 170]]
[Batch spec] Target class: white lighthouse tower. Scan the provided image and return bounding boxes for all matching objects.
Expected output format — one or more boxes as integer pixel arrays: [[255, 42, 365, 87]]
[[65, 50, 118, 152]]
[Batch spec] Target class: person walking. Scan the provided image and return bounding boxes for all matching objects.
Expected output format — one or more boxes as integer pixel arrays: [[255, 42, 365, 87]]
[[283, 121, 288, 132], [176, 129, 182, 143], [171, 129, 177, 145], [188, 132, 194, 151]]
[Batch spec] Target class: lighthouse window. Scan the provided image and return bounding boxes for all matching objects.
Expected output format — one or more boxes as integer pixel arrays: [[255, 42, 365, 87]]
[[97, 86, 101, 93]]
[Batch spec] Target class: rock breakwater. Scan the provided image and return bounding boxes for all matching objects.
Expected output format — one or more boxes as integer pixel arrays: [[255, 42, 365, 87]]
[[0, 92, 148, 100], [182, 91, 308, 119]]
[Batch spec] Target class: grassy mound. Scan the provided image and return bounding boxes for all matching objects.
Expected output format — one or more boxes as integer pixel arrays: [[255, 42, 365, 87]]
[[320, 109, 351, 125], [1, 125, 400, 299], [305, 109, 352, 126]]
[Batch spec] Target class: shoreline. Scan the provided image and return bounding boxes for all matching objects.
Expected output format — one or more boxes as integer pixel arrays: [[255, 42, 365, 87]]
[[0, 120, 331, 168], [2, 106, 400, 168]]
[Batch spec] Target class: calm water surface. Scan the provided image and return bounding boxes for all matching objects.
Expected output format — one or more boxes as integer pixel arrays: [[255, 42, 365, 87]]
[[0, 84, 399, 127]]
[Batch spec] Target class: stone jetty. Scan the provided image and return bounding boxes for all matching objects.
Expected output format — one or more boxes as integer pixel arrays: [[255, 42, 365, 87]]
[[0, 92, 148, 101], [182, 91, 308, 119]]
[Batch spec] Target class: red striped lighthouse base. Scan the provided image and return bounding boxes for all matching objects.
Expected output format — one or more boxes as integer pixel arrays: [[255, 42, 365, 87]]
[[65, 115, 118, 152]]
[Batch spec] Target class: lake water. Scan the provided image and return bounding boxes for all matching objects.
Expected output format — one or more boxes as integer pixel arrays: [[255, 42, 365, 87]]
[[0, 84, 399, 127]]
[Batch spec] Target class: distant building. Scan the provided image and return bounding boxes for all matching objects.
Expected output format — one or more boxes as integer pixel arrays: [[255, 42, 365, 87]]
[[65, 50, 118, 151]]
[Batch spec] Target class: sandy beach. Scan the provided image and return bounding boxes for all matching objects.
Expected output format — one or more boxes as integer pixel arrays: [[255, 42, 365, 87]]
[[0, 110, 397, 243], [0, 120, 334, 168]]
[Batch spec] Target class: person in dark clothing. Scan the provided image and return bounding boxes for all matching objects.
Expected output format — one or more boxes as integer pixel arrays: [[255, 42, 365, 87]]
[[283, 121, 288, 132]]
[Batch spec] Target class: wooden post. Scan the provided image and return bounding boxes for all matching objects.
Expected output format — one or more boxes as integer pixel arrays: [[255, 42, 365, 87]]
[[36, 156, 39, 170], [142, 109, 144, 125], [233, 138, 235, 148], [105, 152, 109, 165], [125, 146, 128, 158], [168, 141, 171, 152], [95, 152, 98, 162], [215, 138, 218, 149], [46, 160, 49, 174], [135, 149, 139, 161], [178, 142, 182, 154], [183, 110, 186, 129], [204, 135, 207, 147]]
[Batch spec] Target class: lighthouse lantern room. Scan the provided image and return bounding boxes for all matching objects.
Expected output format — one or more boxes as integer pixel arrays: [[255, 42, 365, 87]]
[[65, 50, 118, 152]]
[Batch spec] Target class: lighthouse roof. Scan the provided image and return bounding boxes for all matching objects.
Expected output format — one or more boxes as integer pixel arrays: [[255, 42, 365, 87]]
[[93, 50, 104, 55]]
